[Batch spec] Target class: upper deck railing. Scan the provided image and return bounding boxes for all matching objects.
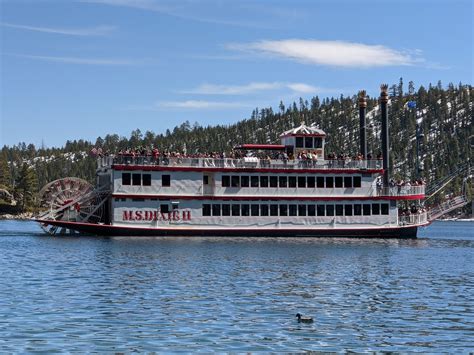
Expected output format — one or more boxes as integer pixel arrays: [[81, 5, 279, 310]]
[[98, 155, 383, 171], [378, 185, 425, 196]]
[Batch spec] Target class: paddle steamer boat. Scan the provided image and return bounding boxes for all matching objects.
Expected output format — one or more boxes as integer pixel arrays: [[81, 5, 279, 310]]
[[36, 85, 428, 237]]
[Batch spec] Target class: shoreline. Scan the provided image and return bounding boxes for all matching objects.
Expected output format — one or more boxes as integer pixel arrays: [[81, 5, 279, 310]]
[[0, 213, 34, 221]]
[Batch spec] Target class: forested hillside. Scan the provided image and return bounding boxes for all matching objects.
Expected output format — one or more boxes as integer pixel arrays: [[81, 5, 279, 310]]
[[1, 79, 472, 213]]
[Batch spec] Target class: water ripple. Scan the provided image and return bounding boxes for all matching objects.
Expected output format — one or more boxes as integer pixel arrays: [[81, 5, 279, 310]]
[[0, 220, 473, 352]]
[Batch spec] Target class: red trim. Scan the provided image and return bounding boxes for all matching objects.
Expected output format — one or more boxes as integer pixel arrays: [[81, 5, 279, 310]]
[[35, 219, 422, 238], [234, 144, 286, 150], [112, 193, 425, 201], [112, 164, 383, 174]]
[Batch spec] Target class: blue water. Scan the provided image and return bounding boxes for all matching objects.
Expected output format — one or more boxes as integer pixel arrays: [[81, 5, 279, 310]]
[[0, 221, 473, 352]]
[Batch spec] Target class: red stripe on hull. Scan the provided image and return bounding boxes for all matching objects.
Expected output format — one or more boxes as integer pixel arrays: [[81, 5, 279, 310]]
[[35, 219, 419, 238], [111, 193, 425, 201], [112, 164, 383, 174]]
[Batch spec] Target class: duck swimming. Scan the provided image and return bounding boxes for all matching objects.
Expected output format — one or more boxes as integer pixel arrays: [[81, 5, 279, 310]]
[[296, 313, 313, 323]]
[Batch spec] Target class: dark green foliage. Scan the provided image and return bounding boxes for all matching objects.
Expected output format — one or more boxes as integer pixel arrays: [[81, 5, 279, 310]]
[[14, 163, 38, 212], [1, 81, 472, 212]]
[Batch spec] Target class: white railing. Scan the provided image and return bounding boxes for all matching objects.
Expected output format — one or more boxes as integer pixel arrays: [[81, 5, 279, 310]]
[[99, 155, 383, 171], [378, 185, 425, 197], [398, 212, 428, 226]]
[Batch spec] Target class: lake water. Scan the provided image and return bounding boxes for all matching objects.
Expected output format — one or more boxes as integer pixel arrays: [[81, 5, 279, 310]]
[[0, 220, 473, 352]]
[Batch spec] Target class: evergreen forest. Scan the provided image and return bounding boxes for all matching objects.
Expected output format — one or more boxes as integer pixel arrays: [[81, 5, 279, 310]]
[[1, 79, 472, 214]]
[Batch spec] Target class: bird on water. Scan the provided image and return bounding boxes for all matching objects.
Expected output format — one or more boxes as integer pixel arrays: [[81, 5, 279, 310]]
[[296, 313, 313, 323]]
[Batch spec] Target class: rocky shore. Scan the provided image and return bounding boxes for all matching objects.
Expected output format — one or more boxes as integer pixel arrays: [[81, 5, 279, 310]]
[[0, 212, 34, 220]]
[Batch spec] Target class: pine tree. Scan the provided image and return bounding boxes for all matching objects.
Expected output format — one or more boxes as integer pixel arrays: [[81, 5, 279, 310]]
[[15, 163, 38, 212], [0, 157, 10, 189]]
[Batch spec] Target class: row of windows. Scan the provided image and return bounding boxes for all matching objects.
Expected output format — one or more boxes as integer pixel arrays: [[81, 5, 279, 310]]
[[122, 173, 170, 187], [221, 175, 362, 189], [295, 136, 323, 149], [202, 203, 389, 217]]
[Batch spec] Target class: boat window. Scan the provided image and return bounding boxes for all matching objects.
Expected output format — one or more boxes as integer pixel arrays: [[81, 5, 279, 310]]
[[222, 175, 230, 187], [231, 176, 240, 187], [345, 205, 353, 216], [298, 204, 307, 216], [270, 176, 278, 188], [161, 204, 169, 213], [353, 176, 362, 188], [202, 204, 211, 216], [172, 202, 179, 210], [363, 204, 371, 215], [279, 204, 288, 216], [260, 204, 269, 216], [231, 204, 240, 216], [270, 204, 279, 216], [316, 176, 324, 188], [314, 137, 322, 148], [162, 174, 171, 187], [326, 176, 334, 188], [344, 176, 352, 188], [381, 203, 389, 215], [260, 176, 269, 188], [289, 176, 297, 188], [251, 176, 259, 188], [222, 204, 231, 216], [317, 205, 325, 216], [307, 176, 315, 188], [241, 176, 249, 187], [203, 175, 209, 185], [335, 176, 343, 188], [326, 205, 335, 216], [132, 173, 141, 186], [279, 176, 287, 188], [372, 203, 380, 215], [308, 204, 316, 216], [335, 204, 344, 216], [212, 204, 221, 216], [289, 204, 297, 216], [296, 137, 304, 148], [305, 137, 313, 148], [298, 176, 306, 188], [241, 204, 250, 216], [142, 174, 151, 186], [122, 173, 131, 185], [354, 204, 362, 216], [251, 204, 259, 216]]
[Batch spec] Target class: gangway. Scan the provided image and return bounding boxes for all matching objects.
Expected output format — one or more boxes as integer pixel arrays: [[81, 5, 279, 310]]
[[427, 170, 473, 221], [425, 163, 470, 200]]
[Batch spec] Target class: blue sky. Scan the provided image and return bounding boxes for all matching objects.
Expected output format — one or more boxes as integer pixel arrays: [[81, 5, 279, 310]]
[[1, 0, 472, 148]]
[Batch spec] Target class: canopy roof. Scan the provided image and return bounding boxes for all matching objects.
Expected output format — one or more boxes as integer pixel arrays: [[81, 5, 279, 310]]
[[280, 123, 326, 137]]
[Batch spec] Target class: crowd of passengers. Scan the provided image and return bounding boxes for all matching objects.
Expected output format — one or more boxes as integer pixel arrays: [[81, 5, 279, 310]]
[[399, 205, 427, 216], [375, 177, 426, 194], [94, 145, 387, 166]]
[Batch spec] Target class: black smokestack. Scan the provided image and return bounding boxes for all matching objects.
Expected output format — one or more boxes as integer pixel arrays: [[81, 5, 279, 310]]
[[358, 90, 367, 159], [380, 84, 390, 186]]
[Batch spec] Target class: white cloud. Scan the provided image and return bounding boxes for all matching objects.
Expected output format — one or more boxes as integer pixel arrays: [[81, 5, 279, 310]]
[[1, 22, 116, 36], [156, 100, 251, 109], [182, 82, 321, 95], [10, 54, 137, 65], [227, 39, 424, 67]]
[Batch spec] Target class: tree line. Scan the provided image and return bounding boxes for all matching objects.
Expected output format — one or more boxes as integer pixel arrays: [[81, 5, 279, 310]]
[[0, 79, 472, 213]]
